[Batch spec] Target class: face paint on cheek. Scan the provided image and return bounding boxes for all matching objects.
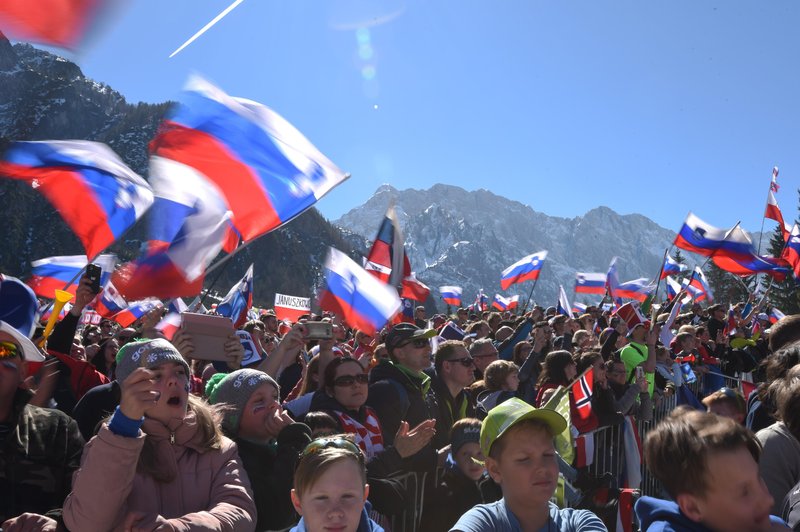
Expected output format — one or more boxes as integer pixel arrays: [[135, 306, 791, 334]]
[[252, 401, 267, 415]]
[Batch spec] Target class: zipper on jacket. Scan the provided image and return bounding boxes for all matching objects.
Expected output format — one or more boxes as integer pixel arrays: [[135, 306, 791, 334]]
[[170, 432, 175, 444]]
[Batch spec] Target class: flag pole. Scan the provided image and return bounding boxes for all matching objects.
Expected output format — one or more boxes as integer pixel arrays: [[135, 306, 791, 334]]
[[650, 248, 670, 309], [757, 168, 776, 256], [521, 277, 540, 315]]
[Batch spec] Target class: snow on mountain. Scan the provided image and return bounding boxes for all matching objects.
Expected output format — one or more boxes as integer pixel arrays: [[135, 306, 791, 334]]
[[335, 184, 680, 309]]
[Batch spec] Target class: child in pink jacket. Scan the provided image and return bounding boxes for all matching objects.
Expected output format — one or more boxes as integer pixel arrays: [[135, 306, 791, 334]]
[[63, 338, 256, 531]]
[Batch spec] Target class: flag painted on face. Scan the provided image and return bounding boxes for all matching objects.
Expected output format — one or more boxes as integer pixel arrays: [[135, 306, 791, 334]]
[[673, 212, 756, 258], [28, 254, 116, 298], [151, 76, 349, 244], [216, 264, 254, 329], [0, 141, 153, 259], [575, 272, 606, 295], [500, 251, 548, 290], [319, 247, 402, 335], [439, 286, 462, 307]]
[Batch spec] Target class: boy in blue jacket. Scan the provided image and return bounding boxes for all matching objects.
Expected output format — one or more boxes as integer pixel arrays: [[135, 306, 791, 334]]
[[635, 406, 788, 531]]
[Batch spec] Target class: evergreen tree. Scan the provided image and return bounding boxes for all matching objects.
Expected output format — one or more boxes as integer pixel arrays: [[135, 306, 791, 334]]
[[704, 262, 748, 305], [673, 249, 690, 283]]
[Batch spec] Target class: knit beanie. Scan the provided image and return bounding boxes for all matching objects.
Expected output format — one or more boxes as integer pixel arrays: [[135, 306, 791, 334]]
[[115, 338, 190, 385], [206, 368, 279, 435], [450, 421, 481, 455]]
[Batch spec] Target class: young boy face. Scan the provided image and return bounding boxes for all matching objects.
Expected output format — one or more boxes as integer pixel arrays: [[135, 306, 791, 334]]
[[454, 442, 485, 481], [678, 446, 773, 532], [486, 423, 559, 508]]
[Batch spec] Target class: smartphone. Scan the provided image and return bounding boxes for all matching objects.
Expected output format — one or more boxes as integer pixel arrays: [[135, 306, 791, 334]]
[[180, 312, 235, 361], [85, 263, 102, 294], [635, 366, 645, 380], [304, 321, 333, 340]]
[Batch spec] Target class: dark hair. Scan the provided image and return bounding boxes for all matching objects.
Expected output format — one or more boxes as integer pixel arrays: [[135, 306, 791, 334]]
[[644, 406, 761, 499], [434, 340, 467, 373], [512, 341, 532, 366], [769, 314, 800, 352], [775, 369, 800, 442], [90, 338, 117, 377], [82, 325, 100, 345], [576, 351, 602, 376], [322, 356, 365, 391], [303, 411, 340, 434], [757, 344, 800, 404], [536, 350, 575, 388]]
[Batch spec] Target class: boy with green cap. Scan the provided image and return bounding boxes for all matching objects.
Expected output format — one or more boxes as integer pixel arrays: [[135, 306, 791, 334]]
[[451, 398, 607, 531]]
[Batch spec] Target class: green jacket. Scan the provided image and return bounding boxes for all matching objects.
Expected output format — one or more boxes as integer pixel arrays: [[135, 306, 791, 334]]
[[0, 389, 85, 523]]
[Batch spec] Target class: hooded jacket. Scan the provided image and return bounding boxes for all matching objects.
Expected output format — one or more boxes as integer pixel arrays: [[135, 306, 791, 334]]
[[635, 495, 786, 531], [289, 508, 383, 532], [63, 411, 256, 531], [366, 359, 438, 473]]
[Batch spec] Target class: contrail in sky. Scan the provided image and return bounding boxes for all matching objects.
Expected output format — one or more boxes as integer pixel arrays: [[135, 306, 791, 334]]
[[169, 0, 245, 58]]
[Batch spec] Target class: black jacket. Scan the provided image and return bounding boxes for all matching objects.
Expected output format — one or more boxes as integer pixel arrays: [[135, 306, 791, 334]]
[[366, 359, 438, 473], [427, 370, 473, 449], [234, 422, 312, 532], [72, 380, 120, 441], [420, 462, 502, 532]]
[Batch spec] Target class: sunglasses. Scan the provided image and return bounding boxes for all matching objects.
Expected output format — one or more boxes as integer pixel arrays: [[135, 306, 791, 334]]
[[717, 387, 740, 399], [0, 341, 19, 360], [400, 338, 429, 349], [447, 356, 475, 367], [333, 373, 370, 387], [301, 437, 364, 462]]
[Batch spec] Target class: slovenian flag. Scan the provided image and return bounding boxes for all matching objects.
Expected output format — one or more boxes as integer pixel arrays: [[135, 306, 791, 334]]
[[661, 253, 687, 279], [770, 308, 786, 324], [28, 254, 116, 299], [94, 280, 129, 318], [688, 267, 713, 303], [575, 272, 606, 295], [155, 298, 188, 341], [439, 286, 462, 307], [782, 224, 800, 280], [572, 302, 588, 315], [615, 278, 655, 302], [557, 285, 573, 318], [501, 250, 548, 290], [673, 212, 755, 258], [606, 257, 622, 305], [319, 248, 402, 335], [216, 264, 254, 329], [493, 294, 511, 311], [0, 141, 154, 259], [712, 252, 790, 282], [112, 299, 163, 328]]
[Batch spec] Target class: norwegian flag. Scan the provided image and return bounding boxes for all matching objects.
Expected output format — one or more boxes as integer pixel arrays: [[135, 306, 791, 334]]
[[572, 368, 594, 426]]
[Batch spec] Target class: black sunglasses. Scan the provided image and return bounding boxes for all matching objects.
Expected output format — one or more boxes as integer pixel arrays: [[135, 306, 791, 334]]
[[400, 338, 429, 349], [333, 373, 370, 387], [446, 356, 474, 367]]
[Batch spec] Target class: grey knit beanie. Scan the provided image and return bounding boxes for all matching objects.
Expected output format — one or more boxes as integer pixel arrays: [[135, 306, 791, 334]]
[[115, 338, 190, 385], [206, 368, 279, 434]]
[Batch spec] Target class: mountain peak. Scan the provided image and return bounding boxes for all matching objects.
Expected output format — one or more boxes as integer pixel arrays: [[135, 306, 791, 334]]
[[0, 31, 17, 71]]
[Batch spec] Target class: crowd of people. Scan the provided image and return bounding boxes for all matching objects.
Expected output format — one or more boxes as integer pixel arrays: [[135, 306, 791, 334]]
[[2, 270, 800, 532]]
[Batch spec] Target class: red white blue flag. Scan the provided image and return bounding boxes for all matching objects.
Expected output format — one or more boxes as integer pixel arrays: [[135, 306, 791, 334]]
[[770, 308, 786, 324], [615, 278, 655, 302], [216, 264, 254, 328], [28, 254, 116, 299], [673, 213, 755, 258], [319, 248, 401, 335], [575, 272, 606, 295], [155, 298, 188, 341], [501, 251, 547, 290], [493, 294, 511, 311], [688, 267, 713, 303], [571, 367, 594, 427], [661, 253, 688, 279], [557, 285, 573, 318], [0, 141, 153, 259], [112, 299, 163, 328], [439, 286, 462, 307], [94, 280, 128, 318], [782, 224, 800, 280], [712, 252, 790, 281], [508, 295, 520, 310]]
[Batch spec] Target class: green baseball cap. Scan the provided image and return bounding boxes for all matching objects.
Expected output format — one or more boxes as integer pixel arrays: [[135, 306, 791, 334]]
[[480, 397, 567, 457]]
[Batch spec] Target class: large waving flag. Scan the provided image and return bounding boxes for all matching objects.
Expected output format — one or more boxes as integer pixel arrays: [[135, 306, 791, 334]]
[[439, 286, 462, 307], [712, 252, 790, 281], [94, 281, 129, 318], [216, 264, 254, 328], [319, 248, 402, 335], [575, 272, 606, 295], [673, 213, 755, 258], [606, 257, 622, 305], [616, 278, 656, 302], [28, 254, 116, 298], [501, 250, 548, 290], [0, 0, 108, 48], [152, 76, 348, 244], [0, 141, 154, 258], [508, 295, 520, 310], [661, 253, 688, 279], [401, 272, 430, 302]]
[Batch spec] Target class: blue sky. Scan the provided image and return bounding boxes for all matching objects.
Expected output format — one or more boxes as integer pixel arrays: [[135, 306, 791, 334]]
[[48, 1, 800, 236]]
